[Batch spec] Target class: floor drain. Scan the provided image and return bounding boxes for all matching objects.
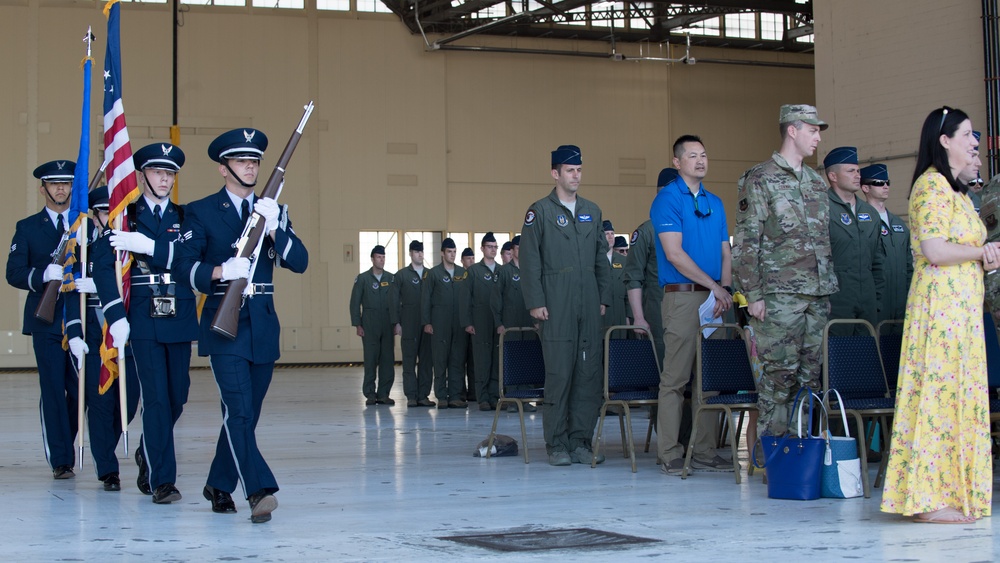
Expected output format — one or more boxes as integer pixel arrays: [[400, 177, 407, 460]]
[[440, 527, 660, 552]]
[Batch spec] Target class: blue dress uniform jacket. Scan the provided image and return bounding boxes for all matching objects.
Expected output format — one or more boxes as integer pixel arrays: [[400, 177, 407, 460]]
[[91, 198, 199, 492], [174, 187, 307, 500], [91, 200, 199, 342], [175, 188, 308, 363], [6, 210, 70, 334], [6, 208, 78, 470]]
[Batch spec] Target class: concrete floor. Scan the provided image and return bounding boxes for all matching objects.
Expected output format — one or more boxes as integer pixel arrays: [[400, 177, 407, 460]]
[[1, 366, 997, 562]]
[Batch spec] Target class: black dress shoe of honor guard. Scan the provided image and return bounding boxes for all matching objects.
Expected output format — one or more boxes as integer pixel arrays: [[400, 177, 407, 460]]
[[152, 483, 182, 504], [203, 485, 237, 514], [248, 490, 278, 524], [102, 472, 121, 492], [135, 448, 152, 495], [52, 465, 75, 480]]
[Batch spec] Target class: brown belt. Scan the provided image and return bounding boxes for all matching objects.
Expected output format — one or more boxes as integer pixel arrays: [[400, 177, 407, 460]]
[[663, 283, 711, 293]]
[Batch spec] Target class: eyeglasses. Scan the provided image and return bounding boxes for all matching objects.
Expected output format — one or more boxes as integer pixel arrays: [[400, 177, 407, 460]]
[[938, 107, 950, 134], [692, 193, 712, 218], [866, 180, 890, 187]]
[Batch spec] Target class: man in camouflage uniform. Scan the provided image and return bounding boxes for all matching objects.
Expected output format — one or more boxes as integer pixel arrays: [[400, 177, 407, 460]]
[[626, 167, 678, 369], [982, 173, 1000, 320], [824, 146, 882, 336], [520, 144, 611, 466], [350, 245, 401, 405], [732, 104, 838, 438], [860, 164, 912, 325], [395, 240, 435, 407], [466, 232, 501, 410], [422, 238, 470, 409], [602, 220, 631, 340]]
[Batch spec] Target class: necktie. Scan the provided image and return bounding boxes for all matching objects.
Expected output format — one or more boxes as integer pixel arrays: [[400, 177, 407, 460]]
[[153, 204, 162, 227], [55, 213, 64, 233], [241, 199, 250, 229]]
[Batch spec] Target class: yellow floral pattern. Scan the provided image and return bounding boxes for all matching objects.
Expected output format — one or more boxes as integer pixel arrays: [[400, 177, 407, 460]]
[[880, 169, 992, 518]]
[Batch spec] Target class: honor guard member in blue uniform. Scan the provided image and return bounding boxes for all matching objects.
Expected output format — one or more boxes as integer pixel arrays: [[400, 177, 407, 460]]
[[396, 240, 434, 407], [520, 145, 612, 466], [91, 143, 198, 504], [65, 186, 141, 491], [422, 238, 471, 409], [625, 168, 678, 370], [350, 245, 400, 406], [602, 220, 631, 340], [860, 164, 913, 325], [175, 128, 308, 524], [824, 146, 883, 336], [466, 232, 501, 411], [6, 159, 80, 479]]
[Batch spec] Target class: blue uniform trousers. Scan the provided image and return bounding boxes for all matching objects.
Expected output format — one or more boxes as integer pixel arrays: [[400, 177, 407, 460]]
[[131, 339, 191, 489], [34, 333, 78, 469], [207, 354, 277, 499]]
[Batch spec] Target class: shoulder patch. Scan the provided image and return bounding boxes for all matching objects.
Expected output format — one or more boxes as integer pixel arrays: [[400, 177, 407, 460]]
[[630, 229, 639, 245], [739, 198, 748, 213], [524, 209, 536, 226], [353, 275, 359, 283]]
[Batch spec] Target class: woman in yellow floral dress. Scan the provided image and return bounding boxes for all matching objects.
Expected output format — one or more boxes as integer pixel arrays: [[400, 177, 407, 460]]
[[880, 107, 997, 524]]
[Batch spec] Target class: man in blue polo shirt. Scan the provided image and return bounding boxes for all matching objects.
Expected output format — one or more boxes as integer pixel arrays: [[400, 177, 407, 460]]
[[652, 135, 734, 476]]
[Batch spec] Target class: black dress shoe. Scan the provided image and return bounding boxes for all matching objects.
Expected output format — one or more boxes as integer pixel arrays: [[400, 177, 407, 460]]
[[378, 397, 396, 406], [102, 472, 121, 492], [52, 465, 75, 480], [248, 489, 278, 524], [203, 485, 237, 514], [417, 398, 436, 407], [152, 483, 182, 504], [365, 397, 377, 406], [135, 448, 151, 495]]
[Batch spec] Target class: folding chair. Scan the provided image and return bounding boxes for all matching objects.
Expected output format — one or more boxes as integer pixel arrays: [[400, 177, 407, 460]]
[[876, 320, 904, 396], [486, 327, 544, 463], [593, 326, 660, 472], [682, 323, 758, 483], [823, 319, 895, 499]]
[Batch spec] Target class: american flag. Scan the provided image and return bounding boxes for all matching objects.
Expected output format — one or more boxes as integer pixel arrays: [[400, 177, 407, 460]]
[[98, 0, 139, 394]]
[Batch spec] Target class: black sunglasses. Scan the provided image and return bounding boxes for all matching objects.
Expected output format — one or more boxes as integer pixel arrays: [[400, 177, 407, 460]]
[[692, 193, 712, 218], [866, 180, 890, 187]]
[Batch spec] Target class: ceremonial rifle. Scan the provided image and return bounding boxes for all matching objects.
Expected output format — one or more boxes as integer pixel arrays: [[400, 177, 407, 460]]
[[209, 101, 314, 339]]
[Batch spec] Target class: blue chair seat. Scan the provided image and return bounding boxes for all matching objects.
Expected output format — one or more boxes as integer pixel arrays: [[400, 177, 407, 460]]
[[990, 398, 1000, 413], [706, 393, 758, 405], [838, 397, 895, 410], [609, 390, 657, 402]]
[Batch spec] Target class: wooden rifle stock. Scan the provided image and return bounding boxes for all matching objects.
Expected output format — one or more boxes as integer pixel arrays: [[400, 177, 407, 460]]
[[210, 101, 315, 339], [34, 165, 107, 324]]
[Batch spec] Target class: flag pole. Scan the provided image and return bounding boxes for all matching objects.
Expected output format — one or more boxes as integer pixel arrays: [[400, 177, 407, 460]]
[[114, 245, 128, 455], [75, 27, 96, 470]]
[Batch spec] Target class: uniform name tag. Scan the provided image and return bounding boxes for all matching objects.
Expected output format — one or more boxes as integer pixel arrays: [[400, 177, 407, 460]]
[[578, 214, 593, 222]]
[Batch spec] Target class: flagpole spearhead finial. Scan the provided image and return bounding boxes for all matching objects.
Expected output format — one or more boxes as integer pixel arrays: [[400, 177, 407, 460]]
[[83, 26, 95, 57]]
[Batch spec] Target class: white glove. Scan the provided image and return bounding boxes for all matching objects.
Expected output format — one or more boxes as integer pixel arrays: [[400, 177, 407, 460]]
[[42, 264, 63, 282], [68, 337, 89, 369], [109, 318, 130, 348], [221, 257, 251, 281], [75, 276, 96, 294], [254, 198, 280, 233], [109, 230, 155, 255]]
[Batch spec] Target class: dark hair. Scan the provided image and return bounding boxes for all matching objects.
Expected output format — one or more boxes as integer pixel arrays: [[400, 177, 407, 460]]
[[673, 135, 704, 158], [911, 106, 970, 195], [779, 120, 804, 141]]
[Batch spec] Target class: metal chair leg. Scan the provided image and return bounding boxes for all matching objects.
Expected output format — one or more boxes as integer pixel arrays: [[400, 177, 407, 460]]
[[592, 404, 608, 468]]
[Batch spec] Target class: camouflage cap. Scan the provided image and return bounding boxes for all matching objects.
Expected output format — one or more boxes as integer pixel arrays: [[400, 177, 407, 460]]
[[779, 104, 828, 131]]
